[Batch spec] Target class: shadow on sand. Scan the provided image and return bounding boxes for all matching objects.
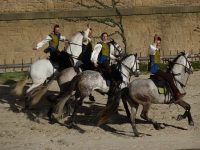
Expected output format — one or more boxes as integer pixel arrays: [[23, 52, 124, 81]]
[[0, 81, 188, 137]]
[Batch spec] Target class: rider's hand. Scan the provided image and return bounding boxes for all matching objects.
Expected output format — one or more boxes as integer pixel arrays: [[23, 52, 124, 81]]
[[94, 63, 98, 68], [33, 47, 37, 50]]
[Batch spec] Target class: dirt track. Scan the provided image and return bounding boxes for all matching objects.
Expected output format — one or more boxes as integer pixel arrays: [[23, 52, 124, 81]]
[[0, 72, 200, 150]]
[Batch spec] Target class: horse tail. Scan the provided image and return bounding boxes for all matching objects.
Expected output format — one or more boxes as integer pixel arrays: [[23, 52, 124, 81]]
[[12, 74, 30, 96], [51, 75, 79, 120], [98, 86, 125, 126], [30, 76, 56, 107]]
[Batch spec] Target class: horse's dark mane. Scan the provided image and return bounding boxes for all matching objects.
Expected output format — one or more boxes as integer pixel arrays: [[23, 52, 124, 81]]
[[167, 52, 185, 72]]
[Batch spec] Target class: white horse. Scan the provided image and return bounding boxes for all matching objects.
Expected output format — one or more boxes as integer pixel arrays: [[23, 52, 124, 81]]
[[13, 27, 91, 98], [99, 52, 194, 137], [58, 39, 126, 94], [51, 54, 140, 123]]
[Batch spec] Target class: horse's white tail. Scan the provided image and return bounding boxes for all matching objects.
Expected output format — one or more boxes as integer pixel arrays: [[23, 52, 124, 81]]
[[12, 74, 30, 96]]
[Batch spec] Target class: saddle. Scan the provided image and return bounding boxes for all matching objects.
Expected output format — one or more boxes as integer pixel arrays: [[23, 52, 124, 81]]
[[49, 51, 74, 72], [150, 74, 171, 95], [97, 64, 122, 86]]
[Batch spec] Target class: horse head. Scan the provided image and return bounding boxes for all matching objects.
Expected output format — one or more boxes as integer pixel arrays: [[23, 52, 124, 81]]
[[170, 52, 193, 88], [109, 38, 126, 58], [82, 25, 92, 44], [121, 53, 140, 78]]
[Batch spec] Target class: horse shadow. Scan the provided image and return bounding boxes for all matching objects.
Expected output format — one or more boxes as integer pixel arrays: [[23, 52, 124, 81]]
[[0, 81, 188, 137], [0, 80, 58, 122]]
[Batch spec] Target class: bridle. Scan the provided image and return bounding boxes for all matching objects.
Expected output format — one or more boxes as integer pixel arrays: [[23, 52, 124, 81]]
[[170, 54, 193, 87], [118, 54, 139, 80], [65, 31, 85, 60], [109, 39, 125, 58]]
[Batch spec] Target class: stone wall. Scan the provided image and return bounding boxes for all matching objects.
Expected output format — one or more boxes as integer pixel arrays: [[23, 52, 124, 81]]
[[0, 0, 200, 64], [1, 0, 200, 13]]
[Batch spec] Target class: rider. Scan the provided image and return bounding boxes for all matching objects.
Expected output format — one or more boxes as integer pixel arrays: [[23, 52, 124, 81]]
[[80, 28, 94, 71], [150, 36, 186, 101], [33, 24, 67, 69], [90, 32, 121, 86]]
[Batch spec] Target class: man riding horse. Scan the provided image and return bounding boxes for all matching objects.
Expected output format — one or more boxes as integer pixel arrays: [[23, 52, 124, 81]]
[[90, 32, 122, 91], [149, 36, 186, 101], [33, 24, 72, 71]]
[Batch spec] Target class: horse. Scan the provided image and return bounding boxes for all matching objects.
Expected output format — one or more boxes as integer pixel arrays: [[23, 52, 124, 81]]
[[51, 54, 140, 125], [13, 27, 92, 107], [98, 52, 194, 137], [57, 39, 126, 98]]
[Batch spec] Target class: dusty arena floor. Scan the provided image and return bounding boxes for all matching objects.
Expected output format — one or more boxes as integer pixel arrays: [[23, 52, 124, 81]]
[[0, 72, 200, 150]]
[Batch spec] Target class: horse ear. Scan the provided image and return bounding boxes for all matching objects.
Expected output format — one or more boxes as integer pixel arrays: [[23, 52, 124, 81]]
[[87, 24, 90, 28], [185, 52, 190, 58], [109, 38, 115, 44], [134, 53, 138, 57]]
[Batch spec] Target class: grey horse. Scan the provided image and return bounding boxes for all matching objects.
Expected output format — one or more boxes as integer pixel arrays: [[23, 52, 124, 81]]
[[51, 54, 140, 124], [98, 52, 194, 137]]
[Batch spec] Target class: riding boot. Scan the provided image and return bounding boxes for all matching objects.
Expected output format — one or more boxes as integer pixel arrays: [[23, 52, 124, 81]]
[[155, 70, 186, 101]]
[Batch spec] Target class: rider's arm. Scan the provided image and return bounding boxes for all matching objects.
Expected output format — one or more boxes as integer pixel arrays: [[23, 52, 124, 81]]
[[109, 44, 117, 60], [60, 35, 66, 42], [35, 35, 52, 50], [149, 44, 157, 55], [90, 43, 102, 64]]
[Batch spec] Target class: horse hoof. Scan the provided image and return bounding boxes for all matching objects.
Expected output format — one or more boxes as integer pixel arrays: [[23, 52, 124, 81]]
[[160, 123, 165, 129], [66, 122, 77, 129], [189, 121, 194, 126], [134, 133, 143, 137], [34, 118, 40, 123], [177, 115, 183, 121], [153, 123, 161, 130], [51, 113, 61, 121]]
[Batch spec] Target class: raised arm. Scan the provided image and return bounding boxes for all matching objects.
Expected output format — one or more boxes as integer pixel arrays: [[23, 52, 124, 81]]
[[34, 35, 52, 50], [59, 35, 66, 42]]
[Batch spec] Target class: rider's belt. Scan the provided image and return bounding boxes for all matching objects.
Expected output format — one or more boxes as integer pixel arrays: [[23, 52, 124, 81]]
[[98, 55, 109, 64]]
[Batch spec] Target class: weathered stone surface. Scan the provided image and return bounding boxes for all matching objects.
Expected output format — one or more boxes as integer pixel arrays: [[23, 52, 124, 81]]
[[0, 1, 200, 64]]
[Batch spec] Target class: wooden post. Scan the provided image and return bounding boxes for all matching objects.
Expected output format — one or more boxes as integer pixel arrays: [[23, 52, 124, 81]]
[[13, 59, 15, 72], [4, 59, 6, 72], [199, 49, 200, 61], [170, 50, 171, 56], [190, 50, 193, 62], [21, 59, 24, 71]]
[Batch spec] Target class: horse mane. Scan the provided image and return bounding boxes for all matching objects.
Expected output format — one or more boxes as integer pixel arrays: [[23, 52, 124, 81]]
[[167, 52, 185, 72], [120, 53, 133, 63], [70, 31, 82, 41]]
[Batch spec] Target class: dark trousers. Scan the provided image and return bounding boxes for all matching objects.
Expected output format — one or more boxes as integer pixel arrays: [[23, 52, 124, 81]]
[[99, 60, 112, 80], [155, 70, 179, 94]]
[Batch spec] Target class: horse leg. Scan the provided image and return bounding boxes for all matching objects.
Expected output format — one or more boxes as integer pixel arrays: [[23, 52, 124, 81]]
[[140, 104, 164, 130], [121, 89, 137, 120], [176, 100, 194, 126], [68, 94, 84, 127], [122, 98, 130, 119], [130, 105, 140, 137]]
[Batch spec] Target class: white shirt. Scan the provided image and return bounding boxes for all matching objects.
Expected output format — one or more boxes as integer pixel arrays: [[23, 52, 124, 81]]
[[149, 43, 158, 55], [35, 34, 66, 50], [90, 43, 116, 64]]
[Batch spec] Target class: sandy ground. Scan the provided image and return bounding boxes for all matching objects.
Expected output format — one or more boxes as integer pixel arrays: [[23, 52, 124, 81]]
[[0, 71, 200, 150]]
